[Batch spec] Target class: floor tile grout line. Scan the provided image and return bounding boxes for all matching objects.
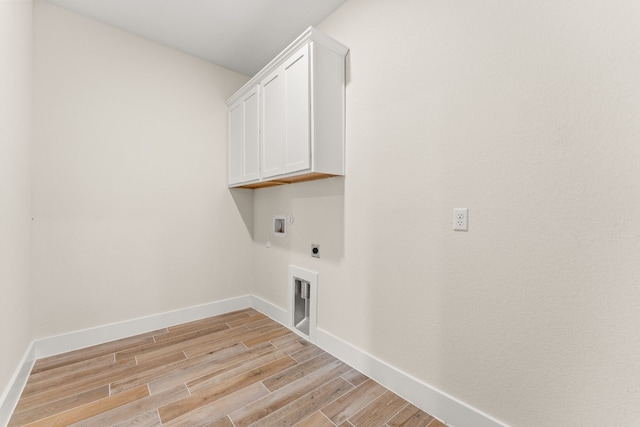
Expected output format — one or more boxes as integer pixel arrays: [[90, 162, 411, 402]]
[[289, 350, 326, 365], [318, 407, 334, 426], [256, 370, 352, 426], [344, 389, 390, 425], [12, 381, 110, 420], [212, 354, 297, 392], [320, 410, 338, 427], [125, 328, 251, 363], [21, 354, 115, 393], [181, 345, 282, 393], [313, 376, 359, 425], [383, 401, 410, 426]]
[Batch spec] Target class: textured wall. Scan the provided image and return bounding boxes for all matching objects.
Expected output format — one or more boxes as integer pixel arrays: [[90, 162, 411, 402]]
[[0, 0, 33, 402], [252, 0, 640, 425], [31, 2, 252, 338]]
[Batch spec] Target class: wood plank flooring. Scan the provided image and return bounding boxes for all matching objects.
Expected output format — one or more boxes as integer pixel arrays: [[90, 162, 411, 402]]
[[9, 308, 445, 427]]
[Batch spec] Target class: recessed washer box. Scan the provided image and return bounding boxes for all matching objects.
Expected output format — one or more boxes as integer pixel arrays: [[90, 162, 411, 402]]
[[273, 215, 286, 236], [288, 265, 318, 342]]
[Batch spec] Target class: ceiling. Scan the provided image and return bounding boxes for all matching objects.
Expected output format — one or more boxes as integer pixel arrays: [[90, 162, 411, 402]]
[[44, 0, 347, 76]]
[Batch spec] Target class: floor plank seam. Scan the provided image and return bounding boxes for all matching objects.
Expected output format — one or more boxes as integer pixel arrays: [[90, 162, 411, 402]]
[[263, 374, 350, 425], [312, 380, 357, 425], [323, 411, 339, 427], [344, 389, 389, 426], [385, 402, 410, 426]]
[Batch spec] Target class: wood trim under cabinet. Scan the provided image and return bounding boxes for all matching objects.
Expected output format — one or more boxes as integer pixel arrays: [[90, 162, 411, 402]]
[[233, 172, 339, 189]]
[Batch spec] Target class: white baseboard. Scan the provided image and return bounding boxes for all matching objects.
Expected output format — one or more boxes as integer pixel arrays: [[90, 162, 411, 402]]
[[1, 295, 508, 427], [315, 327, 509, 427], [250, 295, 509, 427], [0, 296, 253, 427], [250, 295, 288, 326], [0, 342, 35, 427], [34, 296, 252, 359]]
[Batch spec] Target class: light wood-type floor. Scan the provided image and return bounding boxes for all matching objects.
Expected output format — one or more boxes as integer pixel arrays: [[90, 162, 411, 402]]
[[9, 308, 445, 427]]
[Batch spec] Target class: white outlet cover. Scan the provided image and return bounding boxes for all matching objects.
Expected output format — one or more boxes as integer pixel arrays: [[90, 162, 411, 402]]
[[453, 208, 468, 231]]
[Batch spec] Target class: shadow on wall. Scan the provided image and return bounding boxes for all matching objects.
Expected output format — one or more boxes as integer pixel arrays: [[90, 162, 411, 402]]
[[229, 188, 254, 237]]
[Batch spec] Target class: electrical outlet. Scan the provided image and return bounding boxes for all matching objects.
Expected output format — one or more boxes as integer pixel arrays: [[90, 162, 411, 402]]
[[453, 208, 468, 231], [311, 244, 320, 258]]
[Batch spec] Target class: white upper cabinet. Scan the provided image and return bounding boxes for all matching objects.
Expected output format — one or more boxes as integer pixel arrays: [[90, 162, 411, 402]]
[[227, 85, 260, 185], [226, 27, 348, 188]]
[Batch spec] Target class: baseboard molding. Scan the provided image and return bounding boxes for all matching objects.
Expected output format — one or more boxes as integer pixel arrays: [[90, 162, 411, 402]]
[[0, 342, 35, 427], [34, 295, 253, 359], [250, 295, 288, 326], [250, 295, 509, 427], [1, 296, 254, 426], [316, 327, 508, 427], [2, 295, 508, 427]]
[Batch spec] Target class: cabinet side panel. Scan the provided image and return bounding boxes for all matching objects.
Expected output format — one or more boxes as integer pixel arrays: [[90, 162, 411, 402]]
[[312, 42, 345, 175]]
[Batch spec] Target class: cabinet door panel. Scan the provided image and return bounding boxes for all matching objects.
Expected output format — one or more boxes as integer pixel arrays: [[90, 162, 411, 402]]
[[283, 44, 310, 174], [242, 88, 260, 181], [261, 70, 285, 178], [227, 102, 243, 184]]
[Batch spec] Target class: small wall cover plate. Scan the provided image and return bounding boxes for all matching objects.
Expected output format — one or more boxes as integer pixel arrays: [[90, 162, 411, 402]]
[[453, 208, 468, 231]]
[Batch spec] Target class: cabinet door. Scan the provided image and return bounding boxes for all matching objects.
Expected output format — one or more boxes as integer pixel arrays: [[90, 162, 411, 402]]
[[228, 100, 243, 185], [261, 44, 310, 179], [228, 86, 260, 186], [261, 66, 285, 178], [282, 44, 311, 175], [241, 87, 260, 182]]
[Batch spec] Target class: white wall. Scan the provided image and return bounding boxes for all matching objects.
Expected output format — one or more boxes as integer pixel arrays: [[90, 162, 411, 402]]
[[0, 0, 33, 402], [253, 0, 640, 425], [31, 2, 252, 338]]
